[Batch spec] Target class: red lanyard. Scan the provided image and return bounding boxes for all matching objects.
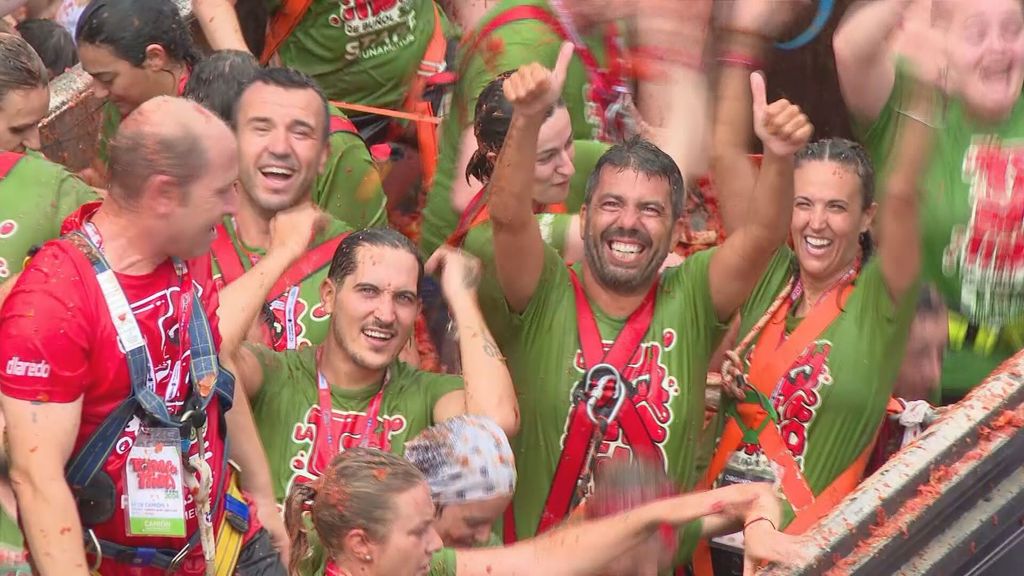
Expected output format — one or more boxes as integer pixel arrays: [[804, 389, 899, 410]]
[[313, 347, 389, 473]]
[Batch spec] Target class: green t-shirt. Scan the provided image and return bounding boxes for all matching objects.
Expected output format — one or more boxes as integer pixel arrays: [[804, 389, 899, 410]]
[[250, 345, 465, 503], [498, 245, 725, 562], [0, 505, 29, 574], [0, 152, 97, 283], [210, 216, 352, 350], [268, 0, 449, 109], [858, 68, 1024, 395], [420, 0, 616, 256], [720, 249, 916, 526], [317, 105, 388, 228]]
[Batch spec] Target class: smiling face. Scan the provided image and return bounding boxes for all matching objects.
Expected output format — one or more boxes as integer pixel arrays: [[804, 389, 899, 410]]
[[791, 161, 876, 288], [581, 166, 683, 295], [368, 484, 443, 576], [235, 82, 328, 214], [78, 42, 174, 117], [321, 244, 421, 374], [0, 86, 48, 152], [532, 106, 575, 205], [948, 0, 1024, 122]]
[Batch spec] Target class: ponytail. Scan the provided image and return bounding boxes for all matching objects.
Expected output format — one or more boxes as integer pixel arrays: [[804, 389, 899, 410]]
[[283, 482, 319, 576]]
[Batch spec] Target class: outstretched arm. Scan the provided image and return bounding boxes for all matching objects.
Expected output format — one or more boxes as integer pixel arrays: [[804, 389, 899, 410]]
[[708, 73, 813, 321], [489, 43, 575, 313], [429, 246, 519, 437], [833, 0, 910, 122]]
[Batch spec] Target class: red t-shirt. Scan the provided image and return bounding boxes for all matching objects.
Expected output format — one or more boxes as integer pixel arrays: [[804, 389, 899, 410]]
[[0, 213, 259, 574]]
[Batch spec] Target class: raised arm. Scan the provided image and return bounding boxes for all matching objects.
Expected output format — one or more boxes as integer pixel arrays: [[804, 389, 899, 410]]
[[489, 43, 575, 313], [428, 245, 519, 437], [833, 0, 910, 121], [708, 73, 813, 321], [192, 0, 250, 52]]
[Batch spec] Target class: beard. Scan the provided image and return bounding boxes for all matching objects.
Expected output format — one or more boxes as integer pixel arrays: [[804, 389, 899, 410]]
[[583, 224, 667, 295], [240, 168, 317, 217]]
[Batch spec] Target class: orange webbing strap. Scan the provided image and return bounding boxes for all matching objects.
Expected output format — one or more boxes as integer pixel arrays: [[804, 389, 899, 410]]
[[261, 0, 314, 65]]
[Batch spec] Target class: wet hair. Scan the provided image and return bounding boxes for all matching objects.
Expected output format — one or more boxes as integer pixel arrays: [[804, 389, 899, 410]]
[[0, 33, 48, 100], [466, 69, 566, 185], [584, 137, 686, 221], [795, 138, 876, 260], [75, 0, 199, 68], [183, 50, 260, 126], [284, 449, 426, 575], [16, 19, 77, 79], [238, 66, 330, 142], [326, 228, 425, 288]]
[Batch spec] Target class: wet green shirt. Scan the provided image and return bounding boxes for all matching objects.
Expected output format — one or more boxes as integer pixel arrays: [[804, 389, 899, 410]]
[[210, 216, 352, 350], [249, 344, 464, 503], [719, 249, 916, 526], [266, 0, 450, 109], [497, 245, 725, 562], [0, 151, 97, 284], [0, 505, 29, 575], [858, 68, 1024, 396], [420, 0, 617, 256]]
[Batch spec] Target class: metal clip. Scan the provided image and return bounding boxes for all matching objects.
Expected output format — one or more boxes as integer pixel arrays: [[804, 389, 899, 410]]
[[418, 59, 447, 76], [165, 543, 191, 575], [86, 529, 103, 573], [581, 363, 627, 428]]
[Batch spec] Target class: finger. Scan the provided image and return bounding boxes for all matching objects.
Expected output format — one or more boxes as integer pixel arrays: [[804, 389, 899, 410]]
[[552, 41, 575, 85], [765, 104, 800, 133], [424, 247, 449, 275], [749, 71, 768, 114], [743, 555, 755, 576], [792, 123, 814, 144], [780, 114, 810, 140]]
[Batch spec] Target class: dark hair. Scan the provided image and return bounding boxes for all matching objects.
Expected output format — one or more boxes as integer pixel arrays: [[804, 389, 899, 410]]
[[237, 66, 330, 142], [284, 449, 425, 576], [16, 19, 77, 78], [76, 0, 198, 67], [466, 69, 566, 185], [584, 137, 685, 221], [0, 33, 48, 99], [327, 228, 425, 288], [184, 50, 260, 126], [795, 138, 876, 260]]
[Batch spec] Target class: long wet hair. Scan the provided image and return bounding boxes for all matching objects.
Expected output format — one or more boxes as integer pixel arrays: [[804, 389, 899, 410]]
[[283, 449, 427, 576], [76, 0, 199, 68], [465, 69, 566, 185], [794, 138, 876, 260], [0, 33, 48, 100]]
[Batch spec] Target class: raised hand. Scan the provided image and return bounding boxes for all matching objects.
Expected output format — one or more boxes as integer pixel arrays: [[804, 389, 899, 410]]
[[742, 520, 814, 575], [751, 72, 814, 157], [268, 203, 324, 261], [728, 0, 812, 38], [891, 0, 954, 92], [503, 41, 574, 118], [426, 244, 484, 303]]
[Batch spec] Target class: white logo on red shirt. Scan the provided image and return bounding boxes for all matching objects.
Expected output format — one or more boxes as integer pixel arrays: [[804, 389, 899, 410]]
[[5, 356, 50, 378]]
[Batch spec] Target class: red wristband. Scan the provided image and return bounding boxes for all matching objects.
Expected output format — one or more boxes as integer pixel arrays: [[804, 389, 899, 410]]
[[717, 51, 763, 71]]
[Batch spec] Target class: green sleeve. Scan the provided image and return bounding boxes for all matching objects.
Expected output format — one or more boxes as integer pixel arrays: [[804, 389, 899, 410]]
[[413, 368, 465, 424], [738, 248, 794, 334], [852, 257, 920, 326], [429, 548, 458, 576], [661, 248, 730, 354], [248, 343, 291, 410], [53, 170, 99, 230], [566, 140, 611, 212], [516, 244, 571, 328], [537, 213, 573, 256], [315, 131, 388, 228]]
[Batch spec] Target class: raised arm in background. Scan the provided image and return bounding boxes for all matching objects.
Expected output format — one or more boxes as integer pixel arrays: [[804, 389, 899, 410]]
[[833, 0, 912, 121]]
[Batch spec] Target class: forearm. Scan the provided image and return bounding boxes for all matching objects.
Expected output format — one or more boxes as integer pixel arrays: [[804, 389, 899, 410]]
[[217, 250, 297, 353], [192, 0, 249, 52], [10, 475, 88, 574], [488, 113, 545, 232], [744, 151, 794, 251], [449, 294, 519, 437], [834, 0, 906, 64], [226, 385, 278, 507], [699, 483, 782, 538]]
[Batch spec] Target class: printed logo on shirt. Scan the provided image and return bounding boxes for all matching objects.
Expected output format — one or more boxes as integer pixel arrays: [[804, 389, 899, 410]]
[[0, 219, 16, 239], [739, 340, 834, 469], [568, 328, 679, 463], [4, 356, 50, 378], [331, 0, 418, 62], [287, 405, 408, 490], [945, 137, 1024, 327], [0, 257, 8, 279]]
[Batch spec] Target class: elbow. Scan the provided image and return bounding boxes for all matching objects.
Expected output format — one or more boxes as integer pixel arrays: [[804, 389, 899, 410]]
[[8, 460, 69, 506], [498, 406, 521, 439]]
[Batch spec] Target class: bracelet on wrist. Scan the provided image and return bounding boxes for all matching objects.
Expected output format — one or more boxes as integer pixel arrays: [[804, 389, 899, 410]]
[[894, 107, 943, 129], [743, 516, 778, 532], [717, 51, 763, 71]]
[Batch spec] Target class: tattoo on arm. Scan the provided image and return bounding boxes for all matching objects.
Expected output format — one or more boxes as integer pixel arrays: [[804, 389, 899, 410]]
[[481, 334, 503, 360]]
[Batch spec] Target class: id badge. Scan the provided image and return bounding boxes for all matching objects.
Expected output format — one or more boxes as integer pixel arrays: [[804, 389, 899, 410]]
[[711, 450, 777, 551], [124, 427, 187, 537]]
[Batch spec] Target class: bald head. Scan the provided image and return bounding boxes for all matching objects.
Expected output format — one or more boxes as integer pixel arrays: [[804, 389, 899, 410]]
[[108, 96, 236, 205]]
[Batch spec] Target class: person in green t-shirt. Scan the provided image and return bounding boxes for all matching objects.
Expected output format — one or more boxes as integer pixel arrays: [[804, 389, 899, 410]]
[[0, 34, 97, 297], [483, 45, 812, 567], [75, 0, 199, 187], [193, 0, 450, 112], [221, 227, 519, 504], [184, 50, 388, 229], [283, 448, 807, 576], [421, 0, 640, 256], [834, 0, 1024, 401]]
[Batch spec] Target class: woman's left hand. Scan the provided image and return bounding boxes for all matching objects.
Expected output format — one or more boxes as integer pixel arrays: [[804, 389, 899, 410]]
[[742, 520, 814, 575]]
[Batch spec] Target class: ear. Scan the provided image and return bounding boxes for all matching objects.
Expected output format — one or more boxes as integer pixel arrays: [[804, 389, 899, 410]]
[[142, 44, 170, 72], [318, 139, 330, 174], [578, 204, 588, 241], [485, 151, 497, 165], [343, 528, 375, 563], [141, 174, 186, 215], [861, 201, 879, 233], [670, 216, 686, 248], [320, 278, 337, 314]]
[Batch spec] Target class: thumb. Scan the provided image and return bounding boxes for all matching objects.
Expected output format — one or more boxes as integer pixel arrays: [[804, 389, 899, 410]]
[[552, 41, 575, 87], [749, 71, 768, 114]]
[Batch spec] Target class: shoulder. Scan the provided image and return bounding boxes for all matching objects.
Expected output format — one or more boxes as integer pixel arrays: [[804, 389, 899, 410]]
[[390, 362, 464, 393]]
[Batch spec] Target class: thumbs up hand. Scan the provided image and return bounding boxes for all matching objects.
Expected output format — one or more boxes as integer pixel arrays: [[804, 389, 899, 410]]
[[504, 42, 574, 119], [751, 72, 814, 157]]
